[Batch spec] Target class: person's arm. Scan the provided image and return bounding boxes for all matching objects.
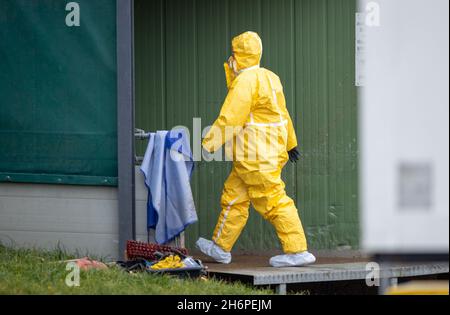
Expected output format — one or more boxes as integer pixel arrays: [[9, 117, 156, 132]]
[[202, 77, 253, 153], [286, 113, 298, 151], [278, 89, 298, 151]]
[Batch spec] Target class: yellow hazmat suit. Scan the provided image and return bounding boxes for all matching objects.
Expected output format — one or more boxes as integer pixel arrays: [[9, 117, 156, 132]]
[[202, 31, 308, 254]]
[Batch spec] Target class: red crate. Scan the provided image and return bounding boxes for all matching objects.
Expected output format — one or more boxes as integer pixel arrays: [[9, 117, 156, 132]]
[[126, 240, 189, 261]]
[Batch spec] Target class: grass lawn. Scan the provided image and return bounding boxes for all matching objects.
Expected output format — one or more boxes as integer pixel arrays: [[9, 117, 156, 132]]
[[0, 244, 272, 295]]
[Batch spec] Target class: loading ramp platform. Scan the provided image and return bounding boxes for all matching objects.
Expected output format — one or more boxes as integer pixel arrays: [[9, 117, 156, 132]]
[[197, 254, 449, 294]]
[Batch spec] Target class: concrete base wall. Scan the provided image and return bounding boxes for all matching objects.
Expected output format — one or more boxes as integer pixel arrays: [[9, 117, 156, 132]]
[[0, 167, 154, 260]]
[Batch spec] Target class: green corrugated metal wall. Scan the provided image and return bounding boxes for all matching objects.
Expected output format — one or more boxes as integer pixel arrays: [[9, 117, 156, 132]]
[[135, 0, 358, 251]]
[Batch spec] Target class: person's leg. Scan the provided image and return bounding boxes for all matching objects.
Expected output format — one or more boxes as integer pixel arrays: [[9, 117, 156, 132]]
[[196, 168, 250, 263], [239, 168, 315, 267], [211, 168, 250, 252], [238, 168, 308, 254], [239, 169, 315, 267]]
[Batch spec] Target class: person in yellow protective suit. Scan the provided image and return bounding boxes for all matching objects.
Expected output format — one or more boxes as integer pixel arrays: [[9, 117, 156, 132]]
[[196, 31, 316, 267]]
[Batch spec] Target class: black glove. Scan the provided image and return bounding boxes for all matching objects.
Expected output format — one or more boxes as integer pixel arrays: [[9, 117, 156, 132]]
[[288, 147, 301, 163]]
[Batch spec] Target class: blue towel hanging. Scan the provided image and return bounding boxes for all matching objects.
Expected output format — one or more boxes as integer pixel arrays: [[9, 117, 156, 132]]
[[140, 129, 197, 244]]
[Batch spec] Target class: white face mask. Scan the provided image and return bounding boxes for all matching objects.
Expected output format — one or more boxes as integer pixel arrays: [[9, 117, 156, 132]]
[[228, 56, 239, 75]]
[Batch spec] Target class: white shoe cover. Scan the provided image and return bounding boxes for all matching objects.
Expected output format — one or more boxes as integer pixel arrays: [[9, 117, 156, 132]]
[[195, 237, 232, 264], [269, 251, 316, 267]]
